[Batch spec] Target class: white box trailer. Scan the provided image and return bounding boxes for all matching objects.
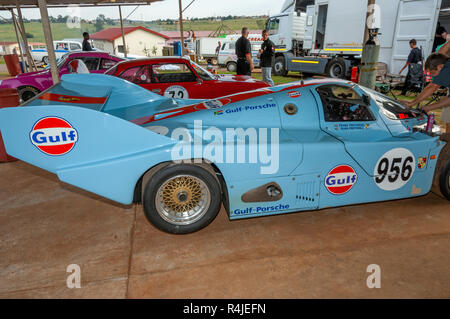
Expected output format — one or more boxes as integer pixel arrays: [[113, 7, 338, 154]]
[[268, 0, 449, 77], [195, 37, 223, 64]]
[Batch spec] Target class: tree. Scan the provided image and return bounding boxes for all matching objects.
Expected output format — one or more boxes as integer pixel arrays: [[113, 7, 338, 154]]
[[95, 14, 106, 32]]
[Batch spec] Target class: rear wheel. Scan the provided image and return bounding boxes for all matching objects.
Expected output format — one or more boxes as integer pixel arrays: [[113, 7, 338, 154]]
[[142, 164, 222, 234], [273, 56, 288, 76], [18, 86, 40, 102], [439, 159, 450, 200], [325, 58, 347, 79], [227, 61, 237, 72]]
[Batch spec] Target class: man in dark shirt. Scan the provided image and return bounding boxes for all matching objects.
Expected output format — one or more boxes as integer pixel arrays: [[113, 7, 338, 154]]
[[82, 32, 93, 51], [404, 53, 450, 132], [235, 27, 254, 76], [399, 39, 423, 95], [259, 29, 275, 86]]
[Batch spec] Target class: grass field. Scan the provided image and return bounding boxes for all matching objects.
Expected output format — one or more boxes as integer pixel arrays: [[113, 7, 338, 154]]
[[0, 17, 265, 43], [0, 22, 98, 43]]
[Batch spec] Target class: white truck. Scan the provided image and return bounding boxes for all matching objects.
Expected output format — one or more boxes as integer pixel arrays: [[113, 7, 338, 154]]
[[268, 0, 447, 78], [217, 34, 263, 72], [31, 40, 83, 65], [195, 37, 223, 64]]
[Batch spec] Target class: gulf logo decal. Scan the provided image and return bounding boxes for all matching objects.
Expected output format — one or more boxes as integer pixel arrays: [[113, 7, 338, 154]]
[[288, 91, 301, 98], [30, 117, 78, 156], [325, 165, 358, 195]]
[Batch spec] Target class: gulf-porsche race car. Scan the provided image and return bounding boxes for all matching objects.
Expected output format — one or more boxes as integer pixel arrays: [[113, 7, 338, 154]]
[[104, 56, 270, 99], [0, 74, 448, 234]]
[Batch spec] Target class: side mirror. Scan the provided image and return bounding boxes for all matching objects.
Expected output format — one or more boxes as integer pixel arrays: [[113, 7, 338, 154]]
[[197, 78, 203, 84], [362, 94, 370, 106]]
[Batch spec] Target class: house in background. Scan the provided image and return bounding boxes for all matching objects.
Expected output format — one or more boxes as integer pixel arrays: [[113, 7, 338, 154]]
[[0, 41, 45, 56], [91, 26, 169, 57]]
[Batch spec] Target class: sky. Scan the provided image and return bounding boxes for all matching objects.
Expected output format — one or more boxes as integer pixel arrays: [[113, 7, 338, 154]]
[[0, 0, 283, 21]]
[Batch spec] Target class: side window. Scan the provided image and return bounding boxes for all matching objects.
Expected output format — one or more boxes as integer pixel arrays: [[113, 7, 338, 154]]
[[316, 85, 375, 122], [80, 57, 100, 70], [100, 58, 118, 70], [119, 66, 150, 84], [267, 18, 279, 36], [229, 42, 235, 50], [70, 43, 81, 51], [151, 63, 196, 83]]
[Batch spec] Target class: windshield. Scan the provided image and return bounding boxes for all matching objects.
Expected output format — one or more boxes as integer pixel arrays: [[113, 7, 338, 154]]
[[190, 61, 215, 80], [44, 53, 69, 71], [359, 86, 416, 119]]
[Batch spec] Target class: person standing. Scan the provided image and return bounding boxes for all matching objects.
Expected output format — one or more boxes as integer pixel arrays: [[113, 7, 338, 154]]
[[433, 22, 447, 52], [259, 29, 275, 86], [215, 41, 222, 56], [82, 32, 93, 51], [235, 27, 254, 76], [399, 39, 423, 95]]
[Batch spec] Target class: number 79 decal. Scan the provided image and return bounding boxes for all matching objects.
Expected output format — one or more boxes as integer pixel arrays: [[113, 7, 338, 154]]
[[374, 148, 416, 191]]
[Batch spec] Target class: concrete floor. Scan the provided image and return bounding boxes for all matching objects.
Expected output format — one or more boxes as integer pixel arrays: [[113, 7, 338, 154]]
[[0, 160, 449, 298]]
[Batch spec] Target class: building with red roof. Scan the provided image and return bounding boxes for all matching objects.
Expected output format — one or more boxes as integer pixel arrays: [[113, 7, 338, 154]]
[[91, 26, 169, 57]]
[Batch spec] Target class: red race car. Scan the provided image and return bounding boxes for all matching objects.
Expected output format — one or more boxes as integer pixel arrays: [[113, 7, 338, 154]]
[[105, 57, 270, 99]]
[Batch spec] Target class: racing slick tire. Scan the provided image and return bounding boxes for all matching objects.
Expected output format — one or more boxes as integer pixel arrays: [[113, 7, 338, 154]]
[[439, 159, 450, 200], [42, 56, 49, 65], [325, 57, 347, 79], [18, 86, 40, 102], [227, 61, 237, 72], [142, 164, 222, 234], [273, 56, 288, 76]]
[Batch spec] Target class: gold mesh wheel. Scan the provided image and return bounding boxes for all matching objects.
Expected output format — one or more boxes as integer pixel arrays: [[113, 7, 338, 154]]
[[155, 174, 211, 225]]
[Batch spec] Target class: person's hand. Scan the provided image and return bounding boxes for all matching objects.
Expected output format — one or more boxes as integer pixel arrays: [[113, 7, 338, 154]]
[[250, 63, 255, 71], [401, 100, 414, 108]]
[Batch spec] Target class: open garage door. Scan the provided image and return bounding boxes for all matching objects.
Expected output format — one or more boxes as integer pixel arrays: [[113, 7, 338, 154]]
[[390, 0, 442, 73]]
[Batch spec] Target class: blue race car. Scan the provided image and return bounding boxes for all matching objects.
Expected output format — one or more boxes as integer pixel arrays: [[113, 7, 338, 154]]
[[0, 74, 448, 234]]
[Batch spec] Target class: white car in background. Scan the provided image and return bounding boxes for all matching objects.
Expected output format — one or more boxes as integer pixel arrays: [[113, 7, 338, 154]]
[[218, 34, 262, 72], [31, 40, 83, 65]]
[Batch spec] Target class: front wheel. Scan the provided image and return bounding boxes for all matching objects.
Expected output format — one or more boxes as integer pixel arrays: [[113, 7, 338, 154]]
[[273, 56, 288, 76], [439, 159, 450, 200], [142, 164, 222, 234], [325, 58, 347, 79], [227, 61, 237, 72], [42, 56, 49, 65]]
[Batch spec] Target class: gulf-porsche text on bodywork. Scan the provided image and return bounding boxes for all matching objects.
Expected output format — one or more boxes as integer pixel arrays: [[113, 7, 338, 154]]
[[0, 73, 448, 234]]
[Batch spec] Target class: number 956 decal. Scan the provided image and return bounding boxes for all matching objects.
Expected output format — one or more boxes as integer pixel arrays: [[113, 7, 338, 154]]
[[373, 148, 416, 191]]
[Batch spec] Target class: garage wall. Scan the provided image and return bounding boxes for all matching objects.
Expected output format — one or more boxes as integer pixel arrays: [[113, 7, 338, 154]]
[[92, 40, 115, 55], [113, 29, 166, 57]]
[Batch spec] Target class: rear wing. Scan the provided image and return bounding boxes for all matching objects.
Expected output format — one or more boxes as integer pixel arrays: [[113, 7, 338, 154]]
[[25, 74, 170, 112], [0, 103, 177, 205]]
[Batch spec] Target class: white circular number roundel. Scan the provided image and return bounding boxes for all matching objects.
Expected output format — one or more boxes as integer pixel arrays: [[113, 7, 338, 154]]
[[373, 148, 416, 191], [164, 86, 189, 99]]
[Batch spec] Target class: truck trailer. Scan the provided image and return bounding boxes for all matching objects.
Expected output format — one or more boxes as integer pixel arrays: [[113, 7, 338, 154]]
[[268, 0, 448, 78]]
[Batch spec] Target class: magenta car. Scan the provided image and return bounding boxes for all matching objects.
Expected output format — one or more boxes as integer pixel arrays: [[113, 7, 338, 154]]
[[0, 51, 123, 101]]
